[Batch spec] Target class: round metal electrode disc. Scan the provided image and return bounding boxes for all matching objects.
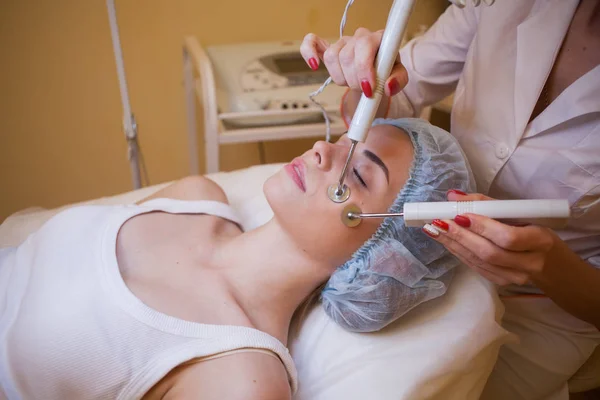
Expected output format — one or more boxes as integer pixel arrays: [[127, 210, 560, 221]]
[[327, 184, 350, 203], [341, 204, 362, 228]]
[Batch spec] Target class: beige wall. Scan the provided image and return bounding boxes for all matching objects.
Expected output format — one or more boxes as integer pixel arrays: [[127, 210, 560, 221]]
[[0, 0, 446, 222]]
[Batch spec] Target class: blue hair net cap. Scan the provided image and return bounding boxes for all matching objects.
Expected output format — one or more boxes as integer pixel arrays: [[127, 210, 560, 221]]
[[321, 118, 476, 332]]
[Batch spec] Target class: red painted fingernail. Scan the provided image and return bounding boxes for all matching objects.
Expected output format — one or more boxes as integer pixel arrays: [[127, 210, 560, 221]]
[[454, 215, 471, 228], [447, 189, 467, 196], [308, 58, 319, 71], [432, 219, 449, 232], [387, 78, 401, 96], [360, 80, 373, 98], [422, 224, 440, 238]]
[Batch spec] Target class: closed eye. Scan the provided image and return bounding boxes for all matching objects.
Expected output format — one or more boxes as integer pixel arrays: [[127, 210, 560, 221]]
[[353, 167, 367, 188]]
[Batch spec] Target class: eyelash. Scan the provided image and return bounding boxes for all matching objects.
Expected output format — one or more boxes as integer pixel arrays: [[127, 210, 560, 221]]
[[353, 167, 367, 188]]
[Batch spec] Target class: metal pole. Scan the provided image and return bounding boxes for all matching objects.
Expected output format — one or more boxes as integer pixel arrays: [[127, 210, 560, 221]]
[[106, 0, 142, 189]]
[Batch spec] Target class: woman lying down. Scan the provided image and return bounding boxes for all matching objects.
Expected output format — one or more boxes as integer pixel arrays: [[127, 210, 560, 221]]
[[0, 118, 474, 399]]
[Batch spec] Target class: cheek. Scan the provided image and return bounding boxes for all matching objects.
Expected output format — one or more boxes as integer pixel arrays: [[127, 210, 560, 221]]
[[319, 218, 380, 266], [312, 201, 381, 262], [342, 220, 379, 251], [315, 191, 374, 242]]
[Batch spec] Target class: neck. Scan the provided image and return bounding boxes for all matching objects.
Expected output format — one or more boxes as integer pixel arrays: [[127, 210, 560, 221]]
[[584, 0, 600, 30], [212, 218, 333, 344]]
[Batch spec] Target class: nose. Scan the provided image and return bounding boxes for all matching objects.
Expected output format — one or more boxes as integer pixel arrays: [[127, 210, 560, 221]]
[[312, 140, 336, 171]]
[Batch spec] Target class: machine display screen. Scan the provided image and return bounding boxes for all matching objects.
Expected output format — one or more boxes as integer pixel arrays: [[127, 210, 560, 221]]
[[274, 56, 325, 74]]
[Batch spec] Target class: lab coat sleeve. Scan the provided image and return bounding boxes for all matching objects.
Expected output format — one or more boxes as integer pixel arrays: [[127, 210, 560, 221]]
[[388, 4, 481, 118]]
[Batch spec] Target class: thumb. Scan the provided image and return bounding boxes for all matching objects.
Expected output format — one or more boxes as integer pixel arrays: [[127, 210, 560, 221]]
[[384, 62, 408, 97], [446, 190, 494, 202]]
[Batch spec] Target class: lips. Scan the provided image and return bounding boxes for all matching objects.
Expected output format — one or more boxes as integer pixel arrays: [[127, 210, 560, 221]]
[[284, 158, 306, 192]]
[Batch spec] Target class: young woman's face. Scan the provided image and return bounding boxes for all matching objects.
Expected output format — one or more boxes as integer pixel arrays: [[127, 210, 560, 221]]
[[264, 125, 414, 267]]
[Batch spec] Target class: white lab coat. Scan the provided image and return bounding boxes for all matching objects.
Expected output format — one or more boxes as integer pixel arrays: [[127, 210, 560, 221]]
[[390, 1, 600, 399]]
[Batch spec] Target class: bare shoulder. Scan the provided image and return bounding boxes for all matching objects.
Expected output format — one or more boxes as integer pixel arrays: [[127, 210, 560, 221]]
[[150, 351, 291, 400], [137, 175, 230, 205]]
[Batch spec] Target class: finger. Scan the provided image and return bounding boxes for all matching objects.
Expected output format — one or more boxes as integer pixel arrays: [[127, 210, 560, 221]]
[[446, 242, 510, 285], [442, 218, 548, 276], [323, 37, 349, 86], [446, 190, 493, 202], [384, 62, 409, 97], [441, 217, 550, 276], [428, 227, 518, 285], [339, 28, 372, 90], [339, 40, 358, 90], [354, 27, 372, 36], [475, 266, 513, 286], [353, 30, 382, 94], [473, 262, 530, 286], [300, 33, 330, 70], [474, 262, 530, 286], [462, 213, 555, 252], [440, 219, 530, 270], [430, 227, 529, 285]]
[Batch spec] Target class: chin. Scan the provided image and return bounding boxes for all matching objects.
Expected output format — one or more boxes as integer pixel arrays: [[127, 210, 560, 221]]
[[264, 171, 311, 234], [264, 171, 291, 217]]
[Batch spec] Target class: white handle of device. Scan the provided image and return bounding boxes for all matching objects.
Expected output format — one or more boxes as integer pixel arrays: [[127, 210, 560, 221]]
[[347, 0, 415, 143], [403, 199, 571, 228]]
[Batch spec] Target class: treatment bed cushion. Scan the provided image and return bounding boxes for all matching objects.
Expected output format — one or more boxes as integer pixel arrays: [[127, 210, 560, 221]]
[[0, 164, 514, 400]]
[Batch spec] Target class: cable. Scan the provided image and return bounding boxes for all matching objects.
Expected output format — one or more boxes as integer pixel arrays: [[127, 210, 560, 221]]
[[308, 0, 356, 143]]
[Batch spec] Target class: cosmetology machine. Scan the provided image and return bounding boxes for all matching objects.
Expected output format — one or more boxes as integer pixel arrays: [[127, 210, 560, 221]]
[[205, 40, 348, 128], [317, 0, 572, 227]]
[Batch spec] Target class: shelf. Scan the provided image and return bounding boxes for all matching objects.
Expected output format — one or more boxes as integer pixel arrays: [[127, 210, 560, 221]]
[[218, 122, 347, 144]]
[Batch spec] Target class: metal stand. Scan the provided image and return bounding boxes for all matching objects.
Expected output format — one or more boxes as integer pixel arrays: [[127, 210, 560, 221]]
[[106, 0, 143, 189]]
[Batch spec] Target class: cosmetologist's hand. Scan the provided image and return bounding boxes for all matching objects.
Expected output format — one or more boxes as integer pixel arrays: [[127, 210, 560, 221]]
[[422, 190, 563, 286], [300, 28, 408, 98]]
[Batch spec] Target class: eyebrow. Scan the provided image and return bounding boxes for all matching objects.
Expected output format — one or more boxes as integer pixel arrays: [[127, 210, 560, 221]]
[[363, 150, 389, 183]]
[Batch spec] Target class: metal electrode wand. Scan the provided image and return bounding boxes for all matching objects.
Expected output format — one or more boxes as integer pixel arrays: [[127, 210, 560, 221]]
[[327, 141, 357, 203], [341, 200, 571, 229], [327, 0, 416, 203]]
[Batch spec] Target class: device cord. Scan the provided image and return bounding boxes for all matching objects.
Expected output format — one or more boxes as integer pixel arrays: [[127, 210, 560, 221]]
[[308, 0, 355, 143]]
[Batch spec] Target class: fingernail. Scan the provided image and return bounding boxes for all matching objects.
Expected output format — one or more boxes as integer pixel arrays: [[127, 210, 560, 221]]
[[454, 215, 471, 228], [447, 189, 467, 196], [387, 78, 401, 96], [422, 224, 440, 238], [360, 80, 373, 98], [432, 219, 449, 232], [308, 58, 319, 71]]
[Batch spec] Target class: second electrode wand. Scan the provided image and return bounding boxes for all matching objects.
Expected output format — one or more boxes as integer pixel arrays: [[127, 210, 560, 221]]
[[340, 200, 571, 229]]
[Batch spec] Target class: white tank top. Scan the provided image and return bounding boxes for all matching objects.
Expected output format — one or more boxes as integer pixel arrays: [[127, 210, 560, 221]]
[[0, 198, 297, 399]]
